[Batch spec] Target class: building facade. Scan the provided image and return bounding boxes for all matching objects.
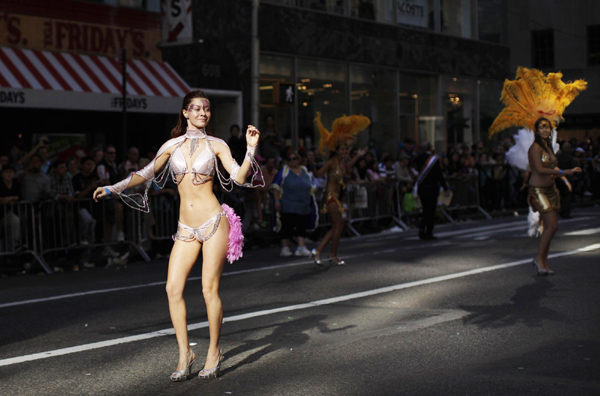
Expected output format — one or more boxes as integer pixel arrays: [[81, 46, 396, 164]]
[[506, 0, 600, 142], [163, 0, 510, 156]]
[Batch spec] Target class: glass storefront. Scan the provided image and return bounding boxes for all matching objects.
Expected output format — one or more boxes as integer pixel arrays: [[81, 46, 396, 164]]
[[259, 55, 295, 146], [350, 66, 397, 151], [442, 75, 477, 148], [399, 73, 441, 152], [297, 59, 349, 150], [259, 55, 500, 156], [479, 79, 506, 142]]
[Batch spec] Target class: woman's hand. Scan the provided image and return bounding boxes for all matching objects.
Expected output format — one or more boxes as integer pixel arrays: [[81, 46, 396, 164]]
[[246, 125, 261, 147], [357, 147, 368, 157], [566, 167, 582, 176], [93, 187, 108, 202]]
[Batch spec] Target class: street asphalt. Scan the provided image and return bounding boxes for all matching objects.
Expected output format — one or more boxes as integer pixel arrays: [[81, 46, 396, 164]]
[[1, 207, 599, 396]]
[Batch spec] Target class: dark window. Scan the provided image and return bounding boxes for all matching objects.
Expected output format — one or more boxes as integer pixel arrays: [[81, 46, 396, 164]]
[[588, 25, 600, 65], [532, 30, 554, 69]]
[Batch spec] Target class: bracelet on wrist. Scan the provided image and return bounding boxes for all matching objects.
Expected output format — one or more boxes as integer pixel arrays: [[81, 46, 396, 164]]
[[104, 187, 111, 196], [558, 169, 563, 175], [245, 144, 257, 162]]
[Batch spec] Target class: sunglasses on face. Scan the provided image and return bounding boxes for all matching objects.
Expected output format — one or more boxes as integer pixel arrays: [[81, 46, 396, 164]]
[[289, 157, 299, 161], [106, 151, 116, 154]]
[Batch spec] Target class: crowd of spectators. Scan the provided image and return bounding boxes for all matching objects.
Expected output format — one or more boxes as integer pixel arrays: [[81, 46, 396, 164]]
[[2, 124, 599, 274]]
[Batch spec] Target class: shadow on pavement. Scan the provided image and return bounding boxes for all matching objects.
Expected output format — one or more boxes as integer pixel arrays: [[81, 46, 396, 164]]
[[220, 314, 355, 376], [459, 277, 569, 329]]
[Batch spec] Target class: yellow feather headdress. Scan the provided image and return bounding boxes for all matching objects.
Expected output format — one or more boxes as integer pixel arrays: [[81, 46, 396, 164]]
[[314, 112, 371, 153], [488, 67, 587, 137]]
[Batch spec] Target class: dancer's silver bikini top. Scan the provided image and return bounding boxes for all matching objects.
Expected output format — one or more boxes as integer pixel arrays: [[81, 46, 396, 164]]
[[107, 128, 264, 212], [170, 132, 214, 176]]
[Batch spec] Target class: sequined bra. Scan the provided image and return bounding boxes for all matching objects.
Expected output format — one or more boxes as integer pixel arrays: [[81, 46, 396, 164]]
[[541, 153, 558, 169], [170, 129, 214, 176]]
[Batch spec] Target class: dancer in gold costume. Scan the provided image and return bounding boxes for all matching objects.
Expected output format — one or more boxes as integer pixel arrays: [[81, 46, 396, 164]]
[[489, 67, 586, 275]]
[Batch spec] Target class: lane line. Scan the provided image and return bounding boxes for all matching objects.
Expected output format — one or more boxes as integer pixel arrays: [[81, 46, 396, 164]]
[[564, 227, 600, 236], [456, 218, 598, 239], [0, 241, 455, 309], [0, 261, 314, 309], [405, 217, 594, 240], [1, 242, 598, 368]]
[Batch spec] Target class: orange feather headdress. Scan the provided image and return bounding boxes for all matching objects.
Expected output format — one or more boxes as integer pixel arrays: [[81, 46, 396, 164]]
[[314, 112, 371, 153], [488, 67, 587, 137]]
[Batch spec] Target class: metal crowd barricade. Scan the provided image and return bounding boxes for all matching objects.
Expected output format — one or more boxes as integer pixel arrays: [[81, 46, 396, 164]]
[[0, 201, 50, 273], [138, 193, 179, 243], [443, 176, 491, 220], [345, 181, 407, 236], [37, 197, 153, 272]]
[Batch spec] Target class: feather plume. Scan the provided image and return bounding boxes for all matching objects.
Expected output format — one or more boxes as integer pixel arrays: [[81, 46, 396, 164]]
[[315, 112, 371, 153], [489, 67, 587, 137]]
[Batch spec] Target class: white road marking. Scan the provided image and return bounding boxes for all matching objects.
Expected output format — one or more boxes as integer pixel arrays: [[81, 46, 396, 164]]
[[405, 216, 594, 240], [564, 227, 600, 236], [0, 261, 313, 309], [1, 242, 598, 368]]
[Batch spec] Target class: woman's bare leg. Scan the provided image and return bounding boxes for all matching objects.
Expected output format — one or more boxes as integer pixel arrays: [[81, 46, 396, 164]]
[[537, 210, 558, 270], [200, 218, 229, 370], [166, 240, 202, 370], [328, 207, 344, 259], [316, 201, 340, 253]]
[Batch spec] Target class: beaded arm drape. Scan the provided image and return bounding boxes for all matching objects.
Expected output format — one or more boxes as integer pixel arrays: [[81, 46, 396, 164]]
[[107, 130, 264, 213]]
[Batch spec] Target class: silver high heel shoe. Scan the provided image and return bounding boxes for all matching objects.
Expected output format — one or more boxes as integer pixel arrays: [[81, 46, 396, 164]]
[[310, 249, 323, 266], [531, 259, 547, 276], [198, 349, 223, 380], [170, 350, 195, 382], [329, 257, 346, 266]]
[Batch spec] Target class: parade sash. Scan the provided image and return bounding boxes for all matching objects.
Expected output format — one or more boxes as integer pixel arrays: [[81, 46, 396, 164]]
[[413, 155, 438, 198]]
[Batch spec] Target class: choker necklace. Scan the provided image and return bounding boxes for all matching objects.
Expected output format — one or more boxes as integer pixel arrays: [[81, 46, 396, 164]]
[[185, 129, 206, 156]]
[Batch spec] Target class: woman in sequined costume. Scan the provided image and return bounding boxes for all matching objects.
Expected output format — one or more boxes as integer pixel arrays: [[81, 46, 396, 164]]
[[310, 143, 368, 266], [527, 117, 581, 275], [93, 90, 263, 381]]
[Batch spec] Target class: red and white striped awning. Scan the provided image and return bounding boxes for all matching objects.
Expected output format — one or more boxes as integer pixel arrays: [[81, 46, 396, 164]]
[[0, 46, 190, 97]]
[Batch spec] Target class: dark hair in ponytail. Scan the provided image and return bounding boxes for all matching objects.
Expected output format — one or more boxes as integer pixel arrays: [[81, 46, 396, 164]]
[[533, 117, 553, 155], [170, 90, 211, 138]]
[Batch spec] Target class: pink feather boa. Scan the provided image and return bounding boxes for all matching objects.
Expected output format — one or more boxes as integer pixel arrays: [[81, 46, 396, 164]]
[[222, 203, 244, 263]]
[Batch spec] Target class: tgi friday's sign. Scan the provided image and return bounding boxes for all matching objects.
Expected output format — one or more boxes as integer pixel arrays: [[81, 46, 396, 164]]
[[0, 87, 181, 113], [0, 12, 162, 60]]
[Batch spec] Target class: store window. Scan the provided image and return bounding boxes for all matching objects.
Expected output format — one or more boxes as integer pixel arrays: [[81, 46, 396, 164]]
[[532, 30, 554, 69], [259, 55, 295, 149], [478, 0, 506, 44], [478, 79, 504, 142], [399, 74, 441, 152], [588, 25, 600, 65], [297, 59, 348, 151], [441, 0, 473, 38], [351, 66, 396, 154], [443, 75, 476, 149]]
